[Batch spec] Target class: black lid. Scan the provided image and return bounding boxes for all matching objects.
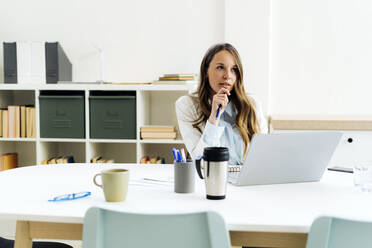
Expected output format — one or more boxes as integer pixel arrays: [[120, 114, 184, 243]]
[[203, 147, 229, 162]]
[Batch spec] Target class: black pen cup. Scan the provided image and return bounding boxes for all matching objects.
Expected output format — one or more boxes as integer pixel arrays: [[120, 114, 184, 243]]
[[174, 160, 195, 193]]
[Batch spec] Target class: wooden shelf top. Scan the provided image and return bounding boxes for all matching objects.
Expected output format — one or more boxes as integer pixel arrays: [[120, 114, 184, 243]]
[[270, 115, 372, 130]]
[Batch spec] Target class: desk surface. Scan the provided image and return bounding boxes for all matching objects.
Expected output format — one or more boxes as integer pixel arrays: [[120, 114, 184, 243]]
[[1, 164, 372, 233]]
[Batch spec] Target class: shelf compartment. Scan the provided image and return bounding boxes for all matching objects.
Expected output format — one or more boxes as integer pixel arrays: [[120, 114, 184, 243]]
[[89, 91, 136, 139], [0, 90, 35, 109], [138, 90, 186, 127], [0, 141, 36, 167], [39, 141, 86, 164], [87, 142, 136, 163], [39, 90, 85, 138], [139, 143, 186, 164]]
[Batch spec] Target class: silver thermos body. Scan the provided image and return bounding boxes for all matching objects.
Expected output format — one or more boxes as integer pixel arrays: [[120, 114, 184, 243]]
[[196, 147, 229, 200]]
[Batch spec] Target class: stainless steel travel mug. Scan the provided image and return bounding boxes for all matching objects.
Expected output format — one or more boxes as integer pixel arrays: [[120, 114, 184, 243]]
[[195, 147, 229, 200]]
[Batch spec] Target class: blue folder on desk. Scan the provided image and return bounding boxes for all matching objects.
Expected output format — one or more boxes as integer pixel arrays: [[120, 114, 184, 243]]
[[228, 132, 342, 186]]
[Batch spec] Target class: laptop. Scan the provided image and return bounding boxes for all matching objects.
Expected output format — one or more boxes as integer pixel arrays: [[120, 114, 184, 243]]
[[228, 132, 343, 186]]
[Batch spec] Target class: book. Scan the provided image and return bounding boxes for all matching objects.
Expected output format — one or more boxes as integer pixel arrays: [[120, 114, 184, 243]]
[[45, 42, 72, 84], [140, 125, 176, 132], [30, 41, 46, 84], [31, 107, 36, 138], [163, 74, 195, 78], [3, 42, 18, 84], [159, 76, 195, 81], [26, 107, 32, 138], [0, 153, 18, 171], [0, 109, 2, 137], [16, 42, 31, 84], [16, 42, 47, 84], [8, 105, 20, 138], [20, 106, 26, 138], [140, 131, 177, 139], [2, 110, 8, 138], [26, 106, 36, 138]]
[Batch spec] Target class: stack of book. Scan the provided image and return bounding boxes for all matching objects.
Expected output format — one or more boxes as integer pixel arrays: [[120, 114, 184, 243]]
[[140, 125, 177, 139], [152, 74, 196, 85], [0, 153, 18, 171], [41, 156, 75, 165], [90, 156, 115, 163], [0, 106, 36, 138]]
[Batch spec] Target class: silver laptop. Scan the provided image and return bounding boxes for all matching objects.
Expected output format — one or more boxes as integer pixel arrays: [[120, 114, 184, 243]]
[[228, 132, 343, 186]]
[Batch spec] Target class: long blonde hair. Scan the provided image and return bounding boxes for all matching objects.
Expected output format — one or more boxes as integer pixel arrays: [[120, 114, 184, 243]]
[[193, 43, 260, 157]]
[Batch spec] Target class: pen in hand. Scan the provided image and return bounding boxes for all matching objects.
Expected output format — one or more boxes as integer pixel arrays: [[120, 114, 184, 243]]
[[216, 104, 222, 118]]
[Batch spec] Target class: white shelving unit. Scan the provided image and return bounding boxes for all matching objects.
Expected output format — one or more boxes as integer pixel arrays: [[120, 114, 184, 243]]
[[0, 83, 196, 166]]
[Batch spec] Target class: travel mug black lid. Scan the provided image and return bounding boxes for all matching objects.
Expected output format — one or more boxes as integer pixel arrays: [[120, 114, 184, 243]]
[[203, 147, 229, 162]]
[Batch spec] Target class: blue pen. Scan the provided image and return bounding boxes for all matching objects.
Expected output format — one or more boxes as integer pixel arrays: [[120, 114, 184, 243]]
[[176, 150, 182, 162], [172, 148, 177, 161], [216, 104, 222, 118]]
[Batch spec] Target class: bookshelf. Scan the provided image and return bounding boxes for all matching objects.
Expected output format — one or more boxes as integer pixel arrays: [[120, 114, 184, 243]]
[[0, 83, 196, 166]]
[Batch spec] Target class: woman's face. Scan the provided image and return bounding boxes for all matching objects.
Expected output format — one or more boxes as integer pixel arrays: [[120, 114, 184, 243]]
[[207, 50, 238, 94]]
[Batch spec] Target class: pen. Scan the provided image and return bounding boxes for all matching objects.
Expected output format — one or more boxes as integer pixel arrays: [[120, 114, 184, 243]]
[[176, 150, 182, 162], [172, 148, 177, 161], [180, 148, 186, 162], [216, 104, 222, 118]]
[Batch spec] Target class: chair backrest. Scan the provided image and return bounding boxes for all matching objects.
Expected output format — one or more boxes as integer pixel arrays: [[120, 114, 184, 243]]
[[82, 207, 231, 248], [306, 216, 372, 248]]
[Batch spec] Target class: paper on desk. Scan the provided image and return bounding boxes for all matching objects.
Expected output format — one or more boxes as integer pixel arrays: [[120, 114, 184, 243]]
[[130, 177, 173, 187]]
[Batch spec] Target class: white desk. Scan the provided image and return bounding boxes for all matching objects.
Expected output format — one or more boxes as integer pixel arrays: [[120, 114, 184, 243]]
[[1, 164, 372, 248]]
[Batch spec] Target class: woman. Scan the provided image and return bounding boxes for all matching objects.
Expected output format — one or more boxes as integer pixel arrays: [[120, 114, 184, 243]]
[[175, 43, 267, 165]]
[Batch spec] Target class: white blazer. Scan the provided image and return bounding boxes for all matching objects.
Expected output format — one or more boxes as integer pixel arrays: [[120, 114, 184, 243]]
[[175, 93, 268, 160]]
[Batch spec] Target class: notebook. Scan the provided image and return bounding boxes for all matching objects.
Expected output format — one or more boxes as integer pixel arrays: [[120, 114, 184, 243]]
[[228, 132, 343, 186]]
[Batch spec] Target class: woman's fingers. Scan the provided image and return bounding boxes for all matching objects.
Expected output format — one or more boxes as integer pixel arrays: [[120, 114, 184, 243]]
[[214, 94, 229, 107], [209, 90, 230, 124], [218, 87, 231, 96]]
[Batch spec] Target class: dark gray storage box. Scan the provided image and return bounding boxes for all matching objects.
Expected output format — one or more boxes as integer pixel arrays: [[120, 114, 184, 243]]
[[39, 91, 85, 138], [89, 91, 136, 139]]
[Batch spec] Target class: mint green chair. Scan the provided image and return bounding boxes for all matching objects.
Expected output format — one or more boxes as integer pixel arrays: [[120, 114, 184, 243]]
[[82, 207, 231, 248], [306, 216, 372, 248]]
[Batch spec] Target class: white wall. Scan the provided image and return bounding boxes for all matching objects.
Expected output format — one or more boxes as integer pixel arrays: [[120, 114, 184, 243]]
[[270, 0, 372, 115], [0, 0, 224, 82], [225, 0, 271, 115], [2, 0, 372, 115]]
